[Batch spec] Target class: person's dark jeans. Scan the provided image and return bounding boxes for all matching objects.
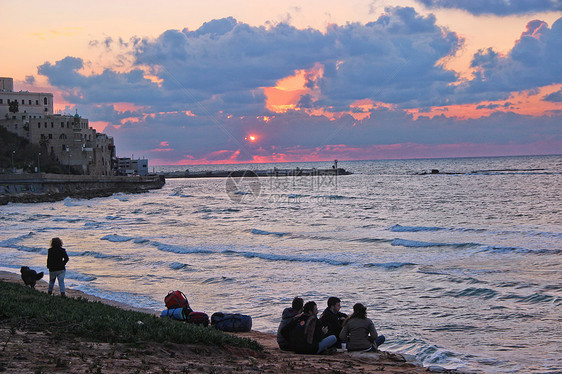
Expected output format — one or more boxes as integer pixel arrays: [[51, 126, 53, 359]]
[[375, 335, 385, 347]]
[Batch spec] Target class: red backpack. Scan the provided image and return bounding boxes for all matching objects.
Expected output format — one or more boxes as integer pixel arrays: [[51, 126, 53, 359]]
[[164, 290, 190, 310]]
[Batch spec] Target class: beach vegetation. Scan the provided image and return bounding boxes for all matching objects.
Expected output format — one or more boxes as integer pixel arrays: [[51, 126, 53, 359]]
[[0, 281, 262, 351]]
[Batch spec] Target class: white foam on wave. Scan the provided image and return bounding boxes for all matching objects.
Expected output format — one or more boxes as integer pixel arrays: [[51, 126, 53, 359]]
[[74, 250, 124, 260], [65, 270, 97, 282], [71, 284, 161, 311], [250, 228, 288, 237], [53, 217, 82, 223], [0, 232, 35, 247], [391, 238, 478, 248], [478, 245, 560, 255], [63, 197, 82, 207], [153, 241, 214, 255], [169, 262, 193, 270], [390, 224, 444, 232], [364, 262, 416, 269], [221, 248, 353, 266], [0, 232, 46, 254], [101, 234, 134, 242]]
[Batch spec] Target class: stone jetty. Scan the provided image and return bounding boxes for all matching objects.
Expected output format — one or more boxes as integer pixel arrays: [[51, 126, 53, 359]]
[[160, 167, 352, 178]]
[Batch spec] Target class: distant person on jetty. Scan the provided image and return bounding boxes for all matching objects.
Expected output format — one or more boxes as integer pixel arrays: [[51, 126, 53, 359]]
[[339, 303, 385, 352], [285, 301, 337, 354], [319, 296, 348, 347], [277, 297, 304, 351], [46, 237, 69, 297]]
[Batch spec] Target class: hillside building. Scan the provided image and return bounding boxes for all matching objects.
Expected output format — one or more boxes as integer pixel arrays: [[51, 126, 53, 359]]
[[0, 77, 116, 175]]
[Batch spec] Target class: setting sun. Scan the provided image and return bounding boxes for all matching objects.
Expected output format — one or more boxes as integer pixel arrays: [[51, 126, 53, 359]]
[[245, 135, 257, 142]]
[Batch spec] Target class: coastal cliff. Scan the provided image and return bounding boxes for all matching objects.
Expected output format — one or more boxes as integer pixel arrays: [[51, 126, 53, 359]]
[[0, 173, 165, 205]]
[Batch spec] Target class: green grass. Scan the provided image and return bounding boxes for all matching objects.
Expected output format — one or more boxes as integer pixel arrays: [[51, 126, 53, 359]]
[[0, 281, 262, 351]]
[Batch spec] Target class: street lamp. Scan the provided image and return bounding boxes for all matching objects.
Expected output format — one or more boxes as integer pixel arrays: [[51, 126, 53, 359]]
[[11, 151, 15, 173], [67, 148, 71, 174], [37, 153, 41, 173]]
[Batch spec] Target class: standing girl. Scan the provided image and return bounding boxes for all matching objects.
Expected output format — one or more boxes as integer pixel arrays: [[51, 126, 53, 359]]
[[47, 237, 69, 297]]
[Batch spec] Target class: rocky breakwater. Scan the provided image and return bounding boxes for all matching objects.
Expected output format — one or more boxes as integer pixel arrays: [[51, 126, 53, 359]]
[[0, 173, 165, 205]]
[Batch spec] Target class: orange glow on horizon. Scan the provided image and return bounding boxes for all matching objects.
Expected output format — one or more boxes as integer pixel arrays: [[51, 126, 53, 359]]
[[407, 85, 562, 120]]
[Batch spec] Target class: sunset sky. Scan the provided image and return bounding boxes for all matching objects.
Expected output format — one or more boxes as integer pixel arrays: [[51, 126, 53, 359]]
[[2, 0, 560, 165]]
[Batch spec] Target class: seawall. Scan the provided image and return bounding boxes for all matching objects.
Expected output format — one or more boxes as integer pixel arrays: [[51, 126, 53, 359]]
[[0, 173, 165, 205]]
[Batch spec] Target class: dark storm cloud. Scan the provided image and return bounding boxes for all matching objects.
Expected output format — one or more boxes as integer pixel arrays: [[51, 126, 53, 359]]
[[35, 7, 561, 163], [132, 7, 461, 110], [455, 18, 562, 103], [417, 0, 561, 16], [37, 7, 463, 112]]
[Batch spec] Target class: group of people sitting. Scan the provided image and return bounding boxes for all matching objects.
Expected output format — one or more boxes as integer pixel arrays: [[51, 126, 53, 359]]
[[276, 296, 385, 354]]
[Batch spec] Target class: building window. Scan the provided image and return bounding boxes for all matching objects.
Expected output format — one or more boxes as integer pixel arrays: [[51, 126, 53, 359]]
[[0, 99, 3, 104], [36, 100, 39, 105], [51, 122, 53, 128], [28, 100, 31, 105], [38, 123, 40, 128], [48, 134, 53, 139], [50, 146, 54, 154], [44, 123, 47, 128], [62, 144, 66, 150], [44, 97, 47, 105], [60, 134, 67, 139], [21, 99, 24, 104]]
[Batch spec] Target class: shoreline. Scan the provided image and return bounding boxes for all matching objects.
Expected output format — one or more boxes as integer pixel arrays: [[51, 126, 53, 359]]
[[0, 270, 463, 373]]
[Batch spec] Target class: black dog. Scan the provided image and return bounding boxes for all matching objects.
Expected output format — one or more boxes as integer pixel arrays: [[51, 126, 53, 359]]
[[20, 266, 44, 289]]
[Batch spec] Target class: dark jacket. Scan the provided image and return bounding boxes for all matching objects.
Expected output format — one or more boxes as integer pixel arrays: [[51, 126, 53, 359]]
[[288, 313, 323, 354], [47, 247, 69, 272], [319, 307, 347, 338], [277, 307, 301, 350]]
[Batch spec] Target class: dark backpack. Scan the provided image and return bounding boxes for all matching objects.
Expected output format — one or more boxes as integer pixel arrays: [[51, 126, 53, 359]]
[[164, 290, 190, 310], [211, 312, 252, 332], [187, 311, 210, 327]]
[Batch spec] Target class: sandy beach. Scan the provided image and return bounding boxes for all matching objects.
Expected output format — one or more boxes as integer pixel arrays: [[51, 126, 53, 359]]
[[0, 270, 461, 373]]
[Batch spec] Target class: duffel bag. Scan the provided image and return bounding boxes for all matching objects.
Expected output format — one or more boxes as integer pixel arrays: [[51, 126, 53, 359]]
[[187, 311, 209, 327], [160, 307, 186, 321], [211, 312, 252, 332]]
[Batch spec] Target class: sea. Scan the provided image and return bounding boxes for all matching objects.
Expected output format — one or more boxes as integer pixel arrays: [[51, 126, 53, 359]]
[[1, 155, 560, 373]]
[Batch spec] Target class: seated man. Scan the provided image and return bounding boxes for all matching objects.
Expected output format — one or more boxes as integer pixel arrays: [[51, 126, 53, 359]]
[[319, 297, 347, 346], [276, 297, 303, 350], [288, 301, 337, 354]]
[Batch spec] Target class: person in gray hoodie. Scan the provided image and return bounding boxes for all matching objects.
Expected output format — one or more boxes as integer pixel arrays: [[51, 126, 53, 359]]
[[276, 297, 304, 350], [339, 303, 385, 352]]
